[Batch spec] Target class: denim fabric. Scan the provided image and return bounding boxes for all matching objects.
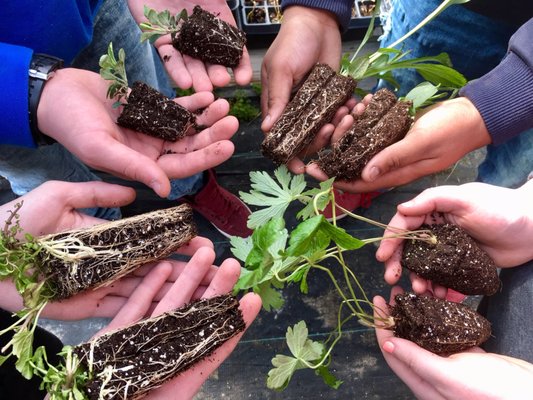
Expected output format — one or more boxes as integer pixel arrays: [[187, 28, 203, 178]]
[[0, 0, 203, 218], [377, 0, 532, 188], [0, 143, 120, 220], [478, 261, 533, 363]]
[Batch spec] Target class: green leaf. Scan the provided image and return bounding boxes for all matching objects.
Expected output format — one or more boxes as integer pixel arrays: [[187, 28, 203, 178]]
[[286, 216, 330, 257], [229, 235, 253, 263], [267, 321, 324, 390], [320, 220, 366, 250], [245, 218, 286, 270], [297, 178, 334, 220], [404, 81, 440, 109], [255, 282, 284, 311], [315, 365, 343, 389], [240, 166, 307, 228]]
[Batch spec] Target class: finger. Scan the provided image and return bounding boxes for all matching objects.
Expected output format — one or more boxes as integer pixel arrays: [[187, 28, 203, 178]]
[[410, 272, 430, 294], [174, 92, 215, 112], [98, 262, 173, 333], [201, 258, 241, 298], [260, 64, 293, 132], [233, 47, 253, 86], [331, 104, 351, 126], [286, 157, 306, 175], [194, 99, 231, 128], [206, 64, 232, 88], [151, 293, 262, 400], [382, 338, 447, 400], [158, 141, 235, 179], [157, 44, 193, 89], [175, 236, 214, 256], [152, 247, 215, 315], [301, 123, 334, 157], [396, 186, 465, 217], [165, 116, 238, 153], [184, 55, 213, 92], [84, 135, 171, 197], [56, 181, 136, 211], [331, 114, 355, 144], [305, 162, 331, 181]]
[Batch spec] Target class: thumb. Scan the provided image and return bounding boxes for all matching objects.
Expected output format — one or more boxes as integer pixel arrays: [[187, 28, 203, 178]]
[[261, 65, 294, 132]]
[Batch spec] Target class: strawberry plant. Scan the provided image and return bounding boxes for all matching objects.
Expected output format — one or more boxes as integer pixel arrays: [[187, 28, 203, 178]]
[[231, 166, 493, 390]]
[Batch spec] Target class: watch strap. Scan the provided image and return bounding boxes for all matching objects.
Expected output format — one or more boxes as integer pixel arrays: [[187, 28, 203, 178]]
[[28, 53, 63, 146]]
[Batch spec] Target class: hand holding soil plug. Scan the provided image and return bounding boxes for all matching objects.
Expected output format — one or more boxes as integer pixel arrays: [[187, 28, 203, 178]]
[[135, 3, 251, 91], [310, 96, 493, 195], [374, 287, 533, 400], [377, 180, 533, 297], [0, 181, 261, 399], [38, 66, 237, 198]]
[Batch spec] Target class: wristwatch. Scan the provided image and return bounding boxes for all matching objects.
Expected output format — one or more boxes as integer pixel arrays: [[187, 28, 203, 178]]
[[28, 53, 64, 146]]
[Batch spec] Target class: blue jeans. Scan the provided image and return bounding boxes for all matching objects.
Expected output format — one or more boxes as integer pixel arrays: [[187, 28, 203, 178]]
[[377, 0, 533, 188], [0, 0, 202, 218]]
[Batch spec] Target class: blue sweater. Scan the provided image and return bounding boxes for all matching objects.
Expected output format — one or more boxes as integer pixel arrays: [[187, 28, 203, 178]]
[[460, 18, 533, 145], [0, 1, 102, 147]]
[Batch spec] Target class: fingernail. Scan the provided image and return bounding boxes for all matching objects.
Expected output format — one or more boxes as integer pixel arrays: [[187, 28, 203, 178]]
[[150, 180, 162, 195], [263, 114, 271, 125], [368, 166, 380, 181], [383, 341, 395, 354]]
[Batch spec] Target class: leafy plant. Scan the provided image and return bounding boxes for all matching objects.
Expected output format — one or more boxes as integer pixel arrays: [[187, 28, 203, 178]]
[[231, 166, 434, 389], [229, 89, 261, 122], [139, 6, 188, 44], [98, 42, 129, 106], [341, 0, 471, 101]]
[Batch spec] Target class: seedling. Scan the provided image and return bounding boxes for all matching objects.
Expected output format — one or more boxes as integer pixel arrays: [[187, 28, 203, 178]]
[[140, 5, 247, 68], [99, 42, 195, 141], [231, 166, 492, 390], [0, 203, 196, 379]]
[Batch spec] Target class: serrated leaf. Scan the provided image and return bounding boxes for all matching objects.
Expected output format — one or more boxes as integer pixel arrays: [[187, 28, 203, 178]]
[[240, 166, 308, 228], [255, 282, 284, 311], [229, 235, 253, 262], [267, 321, 325, 390], [245, 218, 286, 270], [297, 178, 334, 220]]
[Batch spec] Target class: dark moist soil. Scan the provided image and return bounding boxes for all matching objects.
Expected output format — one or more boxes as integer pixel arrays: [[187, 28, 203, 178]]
[[401, 223, 501, 296], [39, 204, 197, 300], [173, 6, 247, 68], [261, 63, 357, 165], [390, 292, 491, 354], [117, 81, 195, 142], [74, 294, 245, 400], [318, 88, 413, 180]]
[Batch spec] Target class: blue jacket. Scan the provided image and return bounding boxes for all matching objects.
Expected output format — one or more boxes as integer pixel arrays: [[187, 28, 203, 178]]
[[460, 18, 533, 145], [0, 1, 102, 147]]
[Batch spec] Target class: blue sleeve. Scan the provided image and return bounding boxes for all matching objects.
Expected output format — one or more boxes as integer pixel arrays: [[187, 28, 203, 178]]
[[0, 42, 36, 148], [460, 18, 533, 145], [281, 0, 353, 31]]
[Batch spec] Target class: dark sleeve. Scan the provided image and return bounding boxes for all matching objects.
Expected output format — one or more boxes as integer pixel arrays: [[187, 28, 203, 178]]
[[281, 0, 354, 31], [460, 18, 533, 145], [0, 42, 36, 148]]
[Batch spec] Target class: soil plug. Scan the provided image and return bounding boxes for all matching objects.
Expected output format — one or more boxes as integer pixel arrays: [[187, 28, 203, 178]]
[[401, 223, 501, 295], [140, 5, 247, 68], [0, 203, 196, 377], [100, 43, 195, 141]]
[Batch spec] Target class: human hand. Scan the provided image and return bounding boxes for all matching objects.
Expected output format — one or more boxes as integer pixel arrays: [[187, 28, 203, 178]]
[[307, 97, 492, 193], [128, 0, 252, 91], [97, 246, 262, 399], [38, 68, 238, 197], [260, 6, 354, 173], [375, 181, 533, 295], [374, 288, 533, 400]]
